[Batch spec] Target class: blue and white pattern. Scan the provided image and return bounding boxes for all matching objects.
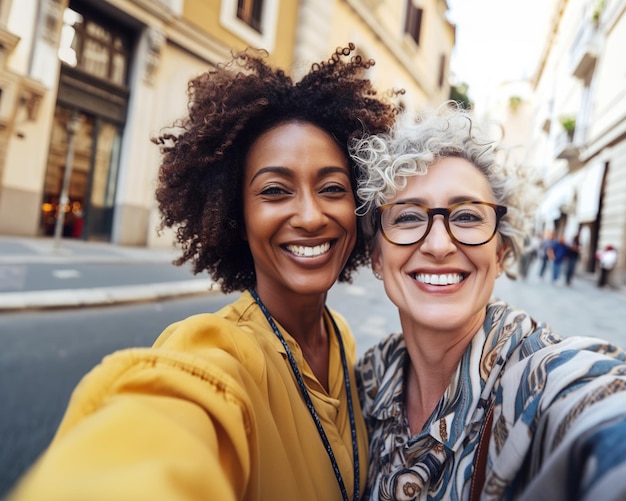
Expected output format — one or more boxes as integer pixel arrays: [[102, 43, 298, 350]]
[[356, 299, 626, 500]]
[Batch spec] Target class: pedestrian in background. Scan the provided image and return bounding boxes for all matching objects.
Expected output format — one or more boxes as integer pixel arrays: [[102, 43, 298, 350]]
[[350, 104, 626, 500], [8, 45, 399, 501], [546, 235, 569, 284], [518, 232, 539, 279], [537, 230, 554, 279], [564, 234, 581, 286], [597, 244, 618, 287]]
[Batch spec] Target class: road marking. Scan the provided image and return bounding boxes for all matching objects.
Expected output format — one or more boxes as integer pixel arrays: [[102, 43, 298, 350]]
[[52, 269, 81, 279]]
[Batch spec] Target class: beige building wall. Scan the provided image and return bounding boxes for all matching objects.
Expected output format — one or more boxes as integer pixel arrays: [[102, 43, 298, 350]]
[[0, 0, 63, 236], [586, 0, 626, 280], [182, 0, 299, 69], [325, 0, 453, 109], [526, 0, 626, 285], [144, 41, 230, 247], [587, 2, 626, 147], [0, 0, 455, 249]]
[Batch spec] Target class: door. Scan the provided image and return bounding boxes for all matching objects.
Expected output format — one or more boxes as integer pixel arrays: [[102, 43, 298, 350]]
[[40, 106, 121, 241]]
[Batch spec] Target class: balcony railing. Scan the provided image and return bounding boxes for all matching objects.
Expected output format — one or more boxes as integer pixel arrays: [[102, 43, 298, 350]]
[[570, 20, 600, 80], [554, 130, 581, 161]]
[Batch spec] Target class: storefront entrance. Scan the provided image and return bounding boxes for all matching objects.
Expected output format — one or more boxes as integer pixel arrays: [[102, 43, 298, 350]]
[[39, 0, 132, 241], [40, 106, 121, 240]]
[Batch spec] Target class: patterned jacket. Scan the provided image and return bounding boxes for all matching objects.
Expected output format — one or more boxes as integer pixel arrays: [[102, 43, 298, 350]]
[[357, 299, 626, 500]]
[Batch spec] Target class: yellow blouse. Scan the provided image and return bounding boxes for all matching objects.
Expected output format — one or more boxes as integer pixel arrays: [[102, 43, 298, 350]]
[[9, 291, 367, 501]]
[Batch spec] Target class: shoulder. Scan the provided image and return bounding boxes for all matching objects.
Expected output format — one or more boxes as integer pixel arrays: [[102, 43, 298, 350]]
[[501, 335, 626, 413], [358, 332, 405, 373], [356, 332, 405, 404], [494, 339, 626, 498], [146, 292, 279, 391], [56, 345, 258, 439], [154, 292, 266, 357]]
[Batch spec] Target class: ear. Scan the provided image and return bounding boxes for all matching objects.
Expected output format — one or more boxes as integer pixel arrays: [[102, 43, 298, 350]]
[[496, 243, 510, 272], [371, 245, 383, 277]]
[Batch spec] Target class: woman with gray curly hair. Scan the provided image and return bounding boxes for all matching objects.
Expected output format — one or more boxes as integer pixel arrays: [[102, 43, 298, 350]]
[[351, 104, 626, 500]]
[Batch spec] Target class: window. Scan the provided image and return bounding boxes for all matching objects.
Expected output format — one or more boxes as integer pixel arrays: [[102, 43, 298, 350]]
[[237, 0, 264, 33], [438, 54, 446, 88], [220, 0, 278, 51], [58, 5, 131, 86], [405, 2, 423, 46]]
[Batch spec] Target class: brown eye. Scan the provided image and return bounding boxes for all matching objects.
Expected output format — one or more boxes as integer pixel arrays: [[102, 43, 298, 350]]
[[260, 186, 289, 196], [321, 184, 348, 194]]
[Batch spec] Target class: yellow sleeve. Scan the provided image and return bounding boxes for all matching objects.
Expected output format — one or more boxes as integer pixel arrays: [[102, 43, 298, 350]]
[[8, 347, 255, 501]]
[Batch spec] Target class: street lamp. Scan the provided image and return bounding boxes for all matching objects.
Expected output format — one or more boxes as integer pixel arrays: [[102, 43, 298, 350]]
[[53, 110, 80, 251]]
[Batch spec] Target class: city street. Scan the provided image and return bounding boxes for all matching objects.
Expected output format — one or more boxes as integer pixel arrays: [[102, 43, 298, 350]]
[[2, 261, 625, 497]]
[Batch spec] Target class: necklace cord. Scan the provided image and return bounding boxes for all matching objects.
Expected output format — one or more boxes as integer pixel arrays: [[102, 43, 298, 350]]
[[248, 288, 359, 501]]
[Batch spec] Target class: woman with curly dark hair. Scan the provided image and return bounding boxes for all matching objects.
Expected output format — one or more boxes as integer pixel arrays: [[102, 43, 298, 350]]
[[9, 45, 398, 501]]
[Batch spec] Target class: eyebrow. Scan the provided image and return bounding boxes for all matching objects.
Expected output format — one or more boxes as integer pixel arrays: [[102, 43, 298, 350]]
[[249, 165, 350, 185], [393, 196, 483, 206]]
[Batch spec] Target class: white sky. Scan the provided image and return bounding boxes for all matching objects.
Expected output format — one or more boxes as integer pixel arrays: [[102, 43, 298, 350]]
[[446, 0, 554, 108]]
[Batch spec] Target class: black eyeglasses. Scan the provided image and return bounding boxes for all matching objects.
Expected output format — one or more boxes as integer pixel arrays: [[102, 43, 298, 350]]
[[376, 201, 507, 246]]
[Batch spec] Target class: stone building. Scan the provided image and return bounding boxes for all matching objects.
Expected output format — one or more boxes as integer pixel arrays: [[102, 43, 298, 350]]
[[0, 0, 455, 247], [525, 0, 626, 286]]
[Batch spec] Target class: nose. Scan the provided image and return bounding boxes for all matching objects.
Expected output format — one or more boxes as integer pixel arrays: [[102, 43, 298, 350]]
[[419, 215, 457, 258], [291, 192, 328, 231]]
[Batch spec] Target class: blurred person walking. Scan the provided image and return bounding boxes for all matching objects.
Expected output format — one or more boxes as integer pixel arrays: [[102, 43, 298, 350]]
[[597, 244, 618, 288], [564, 234, 581, 286], [546, 235, 568, 284], [537, 231, 554, 279], [518, 233, 539, 280]]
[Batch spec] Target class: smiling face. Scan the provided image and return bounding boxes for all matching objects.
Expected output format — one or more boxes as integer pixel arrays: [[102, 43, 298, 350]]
[[372, 156, 505, 339], [242, 121, 357, 301]]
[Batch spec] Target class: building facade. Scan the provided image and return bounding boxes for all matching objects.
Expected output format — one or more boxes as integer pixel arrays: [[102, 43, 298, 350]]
[[0, 0, 454, 248], [524, 0, 626, 286]]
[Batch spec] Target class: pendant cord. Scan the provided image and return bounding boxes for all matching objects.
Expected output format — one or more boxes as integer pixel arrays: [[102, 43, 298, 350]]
[[248, 288, 359, 501]]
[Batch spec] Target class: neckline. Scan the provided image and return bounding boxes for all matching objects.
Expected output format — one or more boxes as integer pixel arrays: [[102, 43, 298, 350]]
[[248, 287, 359, 501]]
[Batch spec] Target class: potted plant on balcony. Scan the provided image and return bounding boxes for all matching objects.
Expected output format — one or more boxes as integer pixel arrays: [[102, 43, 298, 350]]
[[509, 95, 522, 111], [592, 0, 605, 24], [560, 115, 576, 139]]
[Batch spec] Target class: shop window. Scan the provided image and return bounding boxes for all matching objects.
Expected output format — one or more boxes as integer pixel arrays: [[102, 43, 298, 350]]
[[58, 4, 130, 86]]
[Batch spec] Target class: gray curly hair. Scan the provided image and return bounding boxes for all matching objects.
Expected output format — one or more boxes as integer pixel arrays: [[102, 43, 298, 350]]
[[349, 102, 540, 274]]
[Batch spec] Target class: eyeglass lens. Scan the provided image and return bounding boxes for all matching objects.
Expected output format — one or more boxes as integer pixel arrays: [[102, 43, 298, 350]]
[[380, 202, 499, 246]]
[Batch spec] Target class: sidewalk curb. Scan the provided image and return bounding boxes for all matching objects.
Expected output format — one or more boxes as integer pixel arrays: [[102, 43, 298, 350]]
[[0, 279, 216, 312], [0, 255, 175, 265]]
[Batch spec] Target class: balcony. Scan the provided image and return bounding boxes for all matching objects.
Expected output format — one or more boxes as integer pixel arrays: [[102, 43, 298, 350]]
[[570, 21, 600, 80], [554, 130, 581, 162], [537, 99, 554, 133]]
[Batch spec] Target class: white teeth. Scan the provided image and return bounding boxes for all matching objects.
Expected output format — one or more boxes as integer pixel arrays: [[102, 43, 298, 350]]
[[286, 242, 331, 257], [414, 273, 464, 285]]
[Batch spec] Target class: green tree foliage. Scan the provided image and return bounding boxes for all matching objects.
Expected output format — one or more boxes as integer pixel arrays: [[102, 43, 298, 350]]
[[449, 83, 472, 110]]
